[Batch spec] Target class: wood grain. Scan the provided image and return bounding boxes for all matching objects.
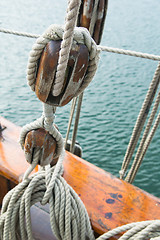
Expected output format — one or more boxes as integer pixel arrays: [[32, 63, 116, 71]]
[[1, 116, 160, 239]]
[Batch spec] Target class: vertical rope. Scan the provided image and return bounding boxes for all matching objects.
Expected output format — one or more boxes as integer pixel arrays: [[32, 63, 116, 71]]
[[64, 97, 77, 148], [70, 93, 83, 153], [52, 0, 81, 96]]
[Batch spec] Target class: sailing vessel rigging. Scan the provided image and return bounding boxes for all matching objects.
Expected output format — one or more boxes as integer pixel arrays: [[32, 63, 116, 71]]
[[0, 0, 160, 239]]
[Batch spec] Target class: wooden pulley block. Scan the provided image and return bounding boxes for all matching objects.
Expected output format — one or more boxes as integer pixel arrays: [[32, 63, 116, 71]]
[[78, 0, 108, 44], [35, 40, 89, 107], [24, 128, 57, 166]]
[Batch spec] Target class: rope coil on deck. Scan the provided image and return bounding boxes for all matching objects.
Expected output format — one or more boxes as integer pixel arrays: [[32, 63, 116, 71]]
[[1, 0, 160, 238]]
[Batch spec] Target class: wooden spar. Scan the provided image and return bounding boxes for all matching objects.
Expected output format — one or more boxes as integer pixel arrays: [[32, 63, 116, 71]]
[[1, 116, 160, 239]]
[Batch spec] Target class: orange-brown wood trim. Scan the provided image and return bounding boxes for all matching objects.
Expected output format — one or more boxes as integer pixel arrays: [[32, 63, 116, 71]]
[[1, 116, 160, 238]]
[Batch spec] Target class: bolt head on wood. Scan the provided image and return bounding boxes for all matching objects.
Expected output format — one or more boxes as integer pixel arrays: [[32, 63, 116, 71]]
[[24, 128, 58, 166], [35, 40, 89, 107]]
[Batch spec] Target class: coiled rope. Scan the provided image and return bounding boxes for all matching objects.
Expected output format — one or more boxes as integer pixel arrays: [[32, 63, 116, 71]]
[[1, 0, 160, 238]]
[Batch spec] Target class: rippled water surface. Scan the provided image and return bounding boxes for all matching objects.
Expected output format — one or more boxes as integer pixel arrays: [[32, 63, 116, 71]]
[[0, 0, 160, 196]]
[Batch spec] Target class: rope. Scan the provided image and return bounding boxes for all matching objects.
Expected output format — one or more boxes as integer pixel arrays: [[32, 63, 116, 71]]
[[65, 0, 100, 154], [27, 24, 98, 96], [120, 61, 160, 180], [126, 109, 160, 183], [97, 220, 160, 240], [89, 0, 99, 36], [125, 89, 160, 183], [0, 150, 95, 240], [1, 27, 160, 61], [70, 93, 83, 153], [0, 27, 40, 38], [52, 0, 81, 96], [64, 97, 77, 148], [97, 46, 160, 61], [1, 1, 160, 238]]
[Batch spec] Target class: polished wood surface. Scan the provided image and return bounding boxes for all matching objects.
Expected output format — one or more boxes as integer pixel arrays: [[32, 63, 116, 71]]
[[1, 116, 160, 239]]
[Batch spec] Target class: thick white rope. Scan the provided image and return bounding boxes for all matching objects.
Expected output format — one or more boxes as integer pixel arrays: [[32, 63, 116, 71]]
[[0, 149, 95, 240], [27, 24, 98, 97], [66, 0, 100, 154], [1, 9, 160, 240], [19, 104, 63, 161], [52, 0, 81, 96], [97, 220, 160, 240], [70, 93, 83, 153], [126, 109, 160, 183], [97, 46, 160, 61], [64, 97, 77, 148], [1, 27, 160, 61], [0, 100, 96, 239]]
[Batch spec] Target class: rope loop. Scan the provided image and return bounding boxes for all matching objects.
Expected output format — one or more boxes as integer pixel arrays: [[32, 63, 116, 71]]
[[19, 109, 63, 168], [27, 24, 99, 97], [0, 150, 95, 240]]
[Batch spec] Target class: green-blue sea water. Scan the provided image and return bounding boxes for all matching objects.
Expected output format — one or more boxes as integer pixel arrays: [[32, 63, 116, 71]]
[[0, 0, 160, 197]]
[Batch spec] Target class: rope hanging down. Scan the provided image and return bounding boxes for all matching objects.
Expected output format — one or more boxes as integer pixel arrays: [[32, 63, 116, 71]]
[[0, 0, 97, 239], [1, 0, 160, 239]]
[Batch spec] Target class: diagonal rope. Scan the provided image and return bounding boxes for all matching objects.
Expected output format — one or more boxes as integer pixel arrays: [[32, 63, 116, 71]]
[[119, 61, 160, 180], [125, 89, 160, 183]]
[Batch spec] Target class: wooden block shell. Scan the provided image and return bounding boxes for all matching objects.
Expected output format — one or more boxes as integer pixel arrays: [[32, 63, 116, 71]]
[[35, 40, 89, 106], [24, 128, 57, 166], [78, 0, 108, 44]]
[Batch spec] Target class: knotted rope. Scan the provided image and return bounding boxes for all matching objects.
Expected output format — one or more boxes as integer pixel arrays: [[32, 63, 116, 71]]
[[1, 0, 160, 239], [0, 102, 95, 240]]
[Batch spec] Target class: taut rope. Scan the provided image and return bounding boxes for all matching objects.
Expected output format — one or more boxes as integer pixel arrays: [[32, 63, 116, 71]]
[[1, 0, 160, 238], [1, 27, 160, 61]]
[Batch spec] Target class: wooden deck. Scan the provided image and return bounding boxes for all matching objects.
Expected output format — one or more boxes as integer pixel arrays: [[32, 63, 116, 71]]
[[0, 116, 160, 239]]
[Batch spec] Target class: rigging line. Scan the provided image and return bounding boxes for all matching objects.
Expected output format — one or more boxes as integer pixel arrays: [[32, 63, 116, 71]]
[[1, 27, 160, 61], [0, 27, 40, 38], [97, 46, 160, 61]]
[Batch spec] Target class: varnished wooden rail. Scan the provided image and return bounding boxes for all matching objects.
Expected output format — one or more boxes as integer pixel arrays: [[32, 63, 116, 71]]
[[0, 116, 160, 239]]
